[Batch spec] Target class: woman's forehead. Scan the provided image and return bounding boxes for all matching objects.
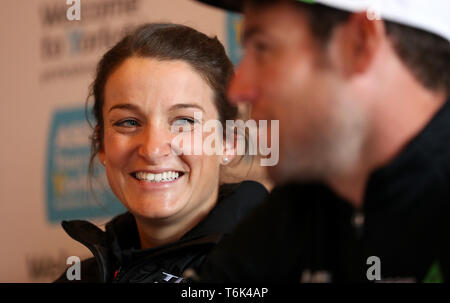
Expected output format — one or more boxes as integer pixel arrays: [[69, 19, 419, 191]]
[[104, 57, 217, 114]]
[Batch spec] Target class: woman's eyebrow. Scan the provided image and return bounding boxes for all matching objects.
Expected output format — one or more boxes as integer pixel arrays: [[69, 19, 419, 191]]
[[108, 103, 141, 113], [170, 103, 205, 113]]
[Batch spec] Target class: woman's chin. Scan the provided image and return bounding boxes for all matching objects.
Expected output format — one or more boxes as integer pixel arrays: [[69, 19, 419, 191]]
[[129, 199, 184, 221]]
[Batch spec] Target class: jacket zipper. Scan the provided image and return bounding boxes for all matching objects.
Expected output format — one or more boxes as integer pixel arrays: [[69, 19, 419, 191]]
[[352, 210, 365, 238]]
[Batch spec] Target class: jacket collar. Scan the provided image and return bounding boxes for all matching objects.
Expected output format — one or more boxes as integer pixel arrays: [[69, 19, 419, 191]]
[[61, 181, 267, 281], [363, 100, 450, 211]]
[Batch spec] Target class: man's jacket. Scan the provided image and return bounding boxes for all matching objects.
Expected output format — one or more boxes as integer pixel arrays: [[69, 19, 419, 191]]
[[199, 100, 450, 283]]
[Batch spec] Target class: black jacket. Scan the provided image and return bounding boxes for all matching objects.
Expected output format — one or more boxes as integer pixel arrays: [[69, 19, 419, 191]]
[[55, 181, 267, 283], [199, 100, 450, 283]]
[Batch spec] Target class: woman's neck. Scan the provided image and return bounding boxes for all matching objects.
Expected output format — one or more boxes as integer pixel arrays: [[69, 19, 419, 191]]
[[134, 190, 219, 250]]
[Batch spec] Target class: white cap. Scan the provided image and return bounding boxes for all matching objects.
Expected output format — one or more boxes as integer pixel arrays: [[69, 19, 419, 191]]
[[307, 0, 450, 41], [195, 0, 450, 41]]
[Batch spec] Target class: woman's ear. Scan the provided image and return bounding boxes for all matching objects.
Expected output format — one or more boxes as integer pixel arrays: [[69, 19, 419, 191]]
[[221, 156, 231, 165], [221, 134, 237, 165], [95, 126, 106, 166], [98, 149, 106, 166]]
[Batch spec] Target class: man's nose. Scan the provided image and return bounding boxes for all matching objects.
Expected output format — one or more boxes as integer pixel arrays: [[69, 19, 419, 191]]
[[227, 60, 258, 105], [137, 124, 172, 163]]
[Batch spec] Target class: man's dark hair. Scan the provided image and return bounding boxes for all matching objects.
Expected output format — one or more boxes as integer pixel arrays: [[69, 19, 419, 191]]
[[249, 0, 450, 96], [299, 2, 449, 96]]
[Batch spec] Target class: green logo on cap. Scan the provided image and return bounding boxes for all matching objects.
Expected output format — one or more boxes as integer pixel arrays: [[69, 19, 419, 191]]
[[297, 0, 316, 4]]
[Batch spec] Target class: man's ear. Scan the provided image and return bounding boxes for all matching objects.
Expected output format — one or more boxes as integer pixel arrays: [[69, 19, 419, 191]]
[[332, 12, 384, 76]]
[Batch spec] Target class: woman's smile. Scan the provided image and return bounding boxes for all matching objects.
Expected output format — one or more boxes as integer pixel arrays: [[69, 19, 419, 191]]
[[129, 169, 187, 190]]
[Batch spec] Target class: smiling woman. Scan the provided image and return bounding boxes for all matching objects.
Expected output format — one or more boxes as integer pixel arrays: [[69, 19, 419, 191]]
[[101, 58, 225, 233], [54, 23, 268, 283]]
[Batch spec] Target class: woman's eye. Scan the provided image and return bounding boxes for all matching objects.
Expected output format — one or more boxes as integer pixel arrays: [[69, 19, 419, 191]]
[[173, 117, 195, 125], [172, 117, 197, 131], [114, 119, 140, 128]]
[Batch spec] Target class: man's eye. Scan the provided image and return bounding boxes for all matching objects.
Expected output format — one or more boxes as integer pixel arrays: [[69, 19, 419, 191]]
[[254, 41, 269, 53], [114, 119, 140, 128], [249, 37, 271, 54]]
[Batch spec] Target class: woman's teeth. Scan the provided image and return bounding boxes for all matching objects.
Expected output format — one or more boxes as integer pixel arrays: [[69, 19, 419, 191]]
[[135, 171, 180, 182]]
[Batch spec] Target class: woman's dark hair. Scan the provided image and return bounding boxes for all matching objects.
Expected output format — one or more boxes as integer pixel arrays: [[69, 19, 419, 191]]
[[87, 23, 240, 178]]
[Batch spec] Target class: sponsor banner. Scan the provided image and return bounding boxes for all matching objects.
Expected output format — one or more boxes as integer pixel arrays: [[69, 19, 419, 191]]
[[1, 0, 226, 282], [46, 106, 125, 222], [39, 0, 143, 83], [226, 12, 243, 66]]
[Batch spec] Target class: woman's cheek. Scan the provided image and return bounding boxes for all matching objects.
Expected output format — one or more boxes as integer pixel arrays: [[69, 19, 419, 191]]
[[195, 154, 221, 184], [105, 132, 134, 164]]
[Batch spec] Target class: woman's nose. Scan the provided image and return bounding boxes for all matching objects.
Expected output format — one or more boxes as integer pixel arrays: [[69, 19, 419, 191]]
[[137, 124, 172, 163], [227, 59, 258, 106]]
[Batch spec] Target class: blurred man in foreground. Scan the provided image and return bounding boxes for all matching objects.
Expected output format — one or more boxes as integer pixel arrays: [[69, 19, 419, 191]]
[[189, 0, 450, 282]]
